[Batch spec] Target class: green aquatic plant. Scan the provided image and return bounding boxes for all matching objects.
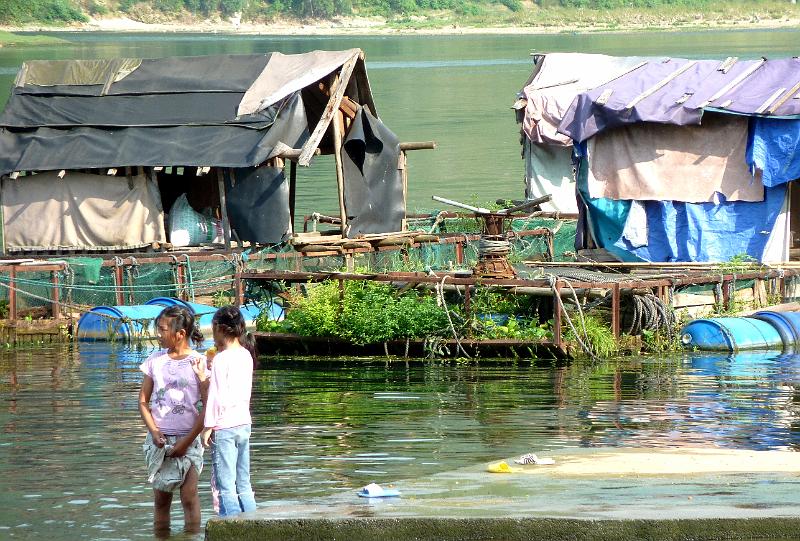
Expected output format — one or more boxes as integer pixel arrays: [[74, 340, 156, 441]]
[[564, 313, 618, 359], [472, 316, 551, 341], [262, 280, 450, 346], [716, 253, 762, 275]]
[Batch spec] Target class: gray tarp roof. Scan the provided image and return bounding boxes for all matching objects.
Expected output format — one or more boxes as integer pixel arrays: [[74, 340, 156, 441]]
[[0, 49, 374, 175], [558, 56, 800, 143]]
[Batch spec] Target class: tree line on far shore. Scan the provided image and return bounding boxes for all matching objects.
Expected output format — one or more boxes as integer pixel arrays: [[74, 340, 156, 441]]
[[0, 0, 786, 25]]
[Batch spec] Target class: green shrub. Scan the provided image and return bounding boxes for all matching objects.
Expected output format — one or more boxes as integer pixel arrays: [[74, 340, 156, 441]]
[[0, 0, 87, 23], [496, 0, 523, 11], [262, 280, 450, 345]]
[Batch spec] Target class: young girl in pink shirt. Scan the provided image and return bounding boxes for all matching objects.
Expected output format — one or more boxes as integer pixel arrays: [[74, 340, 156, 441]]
[[138, 306, 206, 534], [199, 305, 258, 517]]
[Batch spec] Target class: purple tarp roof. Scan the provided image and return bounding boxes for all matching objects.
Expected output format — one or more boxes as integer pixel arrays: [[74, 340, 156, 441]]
[[558, 56, 800, 143]]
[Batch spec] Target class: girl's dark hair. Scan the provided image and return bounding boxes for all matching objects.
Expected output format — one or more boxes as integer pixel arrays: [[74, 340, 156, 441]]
[[157, 305, 204, 346], [212, 305, 257, 366]]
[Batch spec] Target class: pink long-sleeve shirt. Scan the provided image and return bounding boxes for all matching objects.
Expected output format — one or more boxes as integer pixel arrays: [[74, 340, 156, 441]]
[[204, 347, 253, 430]]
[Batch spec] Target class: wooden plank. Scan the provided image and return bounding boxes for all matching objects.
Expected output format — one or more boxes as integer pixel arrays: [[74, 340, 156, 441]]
[[768, 79, 800, 114], [299, 52, 360, 166], [625, 61, 696, 109], [700, 58, 766, 108]]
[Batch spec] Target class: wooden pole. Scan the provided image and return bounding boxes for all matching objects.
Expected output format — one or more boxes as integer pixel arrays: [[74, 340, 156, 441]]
[[400, 150, 408, 231], [332, 103, 348, 237], [8, 266, 16, 321], [0, 176, 6, 258], [553, 280, 562, 350], [217, 168, 232, 249], [289, 160, 297, 235], [114, 264, 124, 306], [611, 282, 620, 339], [234, 273, 244, 307], [51, 270, 60, 319]]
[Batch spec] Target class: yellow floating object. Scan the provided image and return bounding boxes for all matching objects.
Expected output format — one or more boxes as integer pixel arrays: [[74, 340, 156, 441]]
[[487, 461, 522, 474]]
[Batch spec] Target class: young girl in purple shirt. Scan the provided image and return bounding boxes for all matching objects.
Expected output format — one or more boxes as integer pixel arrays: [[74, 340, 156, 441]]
[[138, 306, 207, 534]]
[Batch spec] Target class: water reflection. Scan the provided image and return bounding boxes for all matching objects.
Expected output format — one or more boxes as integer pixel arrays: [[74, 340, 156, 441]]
[[1, 345, 800, 538]]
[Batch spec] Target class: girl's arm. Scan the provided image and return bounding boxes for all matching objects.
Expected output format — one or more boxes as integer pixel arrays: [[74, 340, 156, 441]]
[[138, 375, 165, 447]]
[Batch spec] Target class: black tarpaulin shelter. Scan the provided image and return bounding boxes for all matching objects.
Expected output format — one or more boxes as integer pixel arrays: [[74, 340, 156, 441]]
[[0, 49, 374, 173], [0, 49, 417, 252]]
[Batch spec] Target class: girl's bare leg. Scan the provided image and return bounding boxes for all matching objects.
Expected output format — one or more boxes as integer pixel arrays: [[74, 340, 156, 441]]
[[153, 488, 173, 534], [180, 466, 201, 532]]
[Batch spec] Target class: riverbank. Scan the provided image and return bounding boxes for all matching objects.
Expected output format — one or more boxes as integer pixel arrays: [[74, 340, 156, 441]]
[[206, 447, 800, 541], [2, 7, 799, 39]]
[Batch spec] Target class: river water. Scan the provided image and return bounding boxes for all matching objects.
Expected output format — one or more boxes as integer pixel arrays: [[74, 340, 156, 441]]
[[1, 29, 799, 219], [1, 29, 800, 540], [2, 344, 800, 539]]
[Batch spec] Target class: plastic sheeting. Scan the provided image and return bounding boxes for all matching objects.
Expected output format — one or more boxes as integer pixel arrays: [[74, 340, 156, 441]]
[[746, 117, 800, 188], [560, 57, 800, 143], [523, 140, 578, 213], [2, 171, 166, 251], [224, 166, 291, 245], [0, 92, 309, 175], [576, 151, 787, 263], [342, 107, 404, 238], [520, 52, 649, 146], [518, 53, 648, 212], [16, 58, 142, 88], [586, 114, 763, 203], [238, 49, 361, 116], [0, 50, 372, 175]]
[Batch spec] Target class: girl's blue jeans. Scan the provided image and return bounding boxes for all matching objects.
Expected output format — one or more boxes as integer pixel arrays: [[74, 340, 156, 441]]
[[210, 424, 257, 517]]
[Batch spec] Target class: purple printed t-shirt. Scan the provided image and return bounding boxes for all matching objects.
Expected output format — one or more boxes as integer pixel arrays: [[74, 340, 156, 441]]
[[140, 349, 203, 436]]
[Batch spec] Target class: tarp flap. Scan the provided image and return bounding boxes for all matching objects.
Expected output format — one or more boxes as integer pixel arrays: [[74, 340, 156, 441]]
[[576, 152, 786, 263], [521, 53, 649, 146], [0, 92, 309, 175], [343, 106, 404, 237], [2, 171, 166, 250], [559, 57, 800, 143], [613, 185, 786, 263], [747, 117, 800, 187], [587, 113, 763, 203], [524, 140, 578, 212], [238, 49, 360, 116], [17, 58, 141, 87], [225, 166, 291, 244]]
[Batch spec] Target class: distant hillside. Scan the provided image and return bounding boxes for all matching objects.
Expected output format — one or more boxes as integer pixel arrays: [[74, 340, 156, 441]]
[[2, 0, 798, 29]]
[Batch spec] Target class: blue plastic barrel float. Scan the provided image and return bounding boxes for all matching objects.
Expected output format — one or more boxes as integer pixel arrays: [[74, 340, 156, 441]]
[[751, 311, 800, 347], [77, 298, 283, 342], [144, 297, 282, 331], [75, 305, 166, 342], [680, 313, 791, 351]]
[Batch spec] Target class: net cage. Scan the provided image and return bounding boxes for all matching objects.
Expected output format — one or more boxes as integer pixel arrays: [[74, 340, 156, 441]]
[[0, 216, 577, 316]]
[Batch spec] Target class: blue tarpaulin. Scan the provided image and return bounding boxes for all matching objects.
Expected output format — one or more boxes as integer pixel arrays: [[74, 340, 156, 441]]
[[576, 149, 787, 263], [746, 117, 800, 188]]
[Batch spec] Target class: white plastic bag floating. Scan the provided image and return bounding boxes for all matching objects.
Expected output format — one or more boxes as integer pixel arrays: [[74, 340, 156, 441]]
[[168, 193, 224, 247]]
